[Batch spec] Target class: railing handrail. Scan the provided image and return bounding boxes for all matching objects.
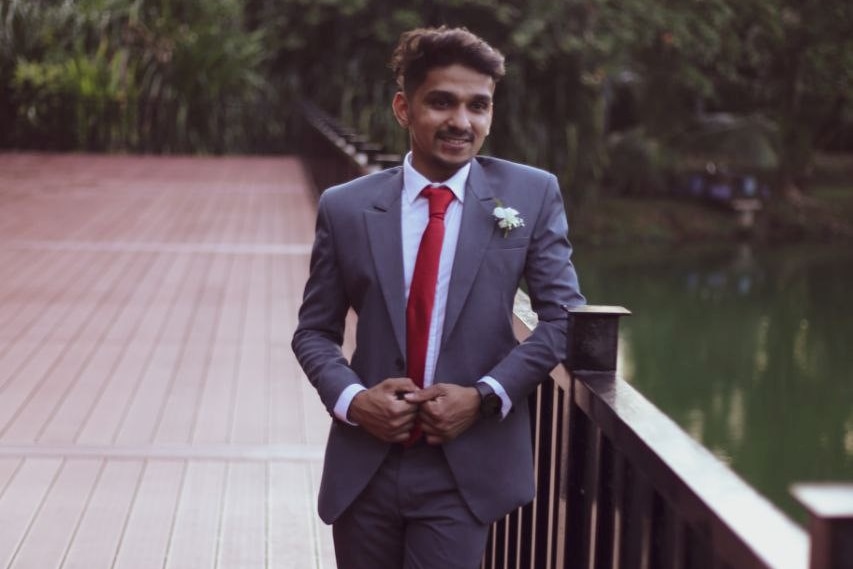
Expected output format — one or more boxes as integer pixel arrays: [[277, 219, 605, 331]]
[[511, 291, 810, 568]]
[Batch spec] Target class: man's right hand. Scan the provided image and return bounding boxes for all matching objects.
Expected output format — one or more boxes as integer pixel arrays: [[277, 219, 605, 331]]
[[347, 377, 420, 443]]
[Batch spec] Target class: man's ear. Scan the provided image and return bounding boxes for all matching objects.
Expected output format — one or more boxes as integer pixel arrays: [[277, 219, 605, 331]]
[[392, 91, 409, 128]]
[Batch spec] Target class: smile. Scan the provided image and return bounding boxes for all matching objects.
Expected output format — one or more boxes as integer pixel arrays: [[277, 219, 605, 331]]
[[438, 134, 474, 147]]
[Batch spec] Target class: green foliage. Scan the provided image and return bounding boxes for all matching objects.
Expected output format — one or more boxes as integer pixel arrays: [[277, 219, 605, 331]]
[[1, 0, 850, 201], [605, 129, 668, 197], [1, 0, 275, 152]]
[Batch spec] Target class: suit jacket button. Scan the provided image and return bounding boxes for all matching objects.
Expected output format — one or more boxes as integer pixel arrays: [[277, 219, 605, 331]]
[[395, 358, 405, 372]]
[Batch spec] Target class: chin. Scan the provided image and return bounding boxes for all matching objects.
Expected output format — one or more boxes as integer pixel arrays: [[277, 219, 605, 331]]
[[435, 152, 474, 169]]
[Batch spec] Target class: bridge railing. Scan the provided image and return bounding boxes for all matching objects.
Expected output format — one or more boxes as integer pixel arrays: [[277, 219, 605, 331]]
[[298, 106, 853, 569], [298, 101, 400, 193], [492, 293, 853, 569]]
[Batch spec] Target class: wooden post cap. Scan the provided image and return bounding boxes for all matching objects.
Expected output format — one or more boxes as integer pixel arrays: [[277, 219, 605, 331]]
[[563, 305, 631, 373], [792, 483, 853, 569]]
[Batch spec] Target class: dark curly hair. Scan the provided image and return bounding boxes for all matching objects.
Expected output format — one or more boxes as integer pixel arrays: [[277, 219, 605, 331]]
[[389, 26, 505, 95]]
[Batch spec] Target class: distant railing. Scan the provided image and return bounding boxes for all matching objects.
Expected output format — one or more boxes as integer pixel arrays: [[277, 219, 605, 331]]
[[298, 106, 853, 569], [299, 101, 400, 193]]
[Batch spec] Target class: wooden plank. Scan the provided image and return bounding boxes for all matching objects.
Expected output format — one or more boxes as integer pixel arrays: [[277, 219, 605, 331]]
[[269, 344, 306, 445], [164, 461, 227, 569], [230, 343, 269, 445], [100, 253, 181, 345], [1, 341, 96, 443], [112, 460, 185, 569], [128, 252, 195, 345], [114, 342, 182, 444], [71, 250, 152, 343], [309, 461, 336, 569], [268, 463, 319, 568], [74, 341, 156, 445], [48, 252, 136, 342], [153, 252, 225, 444], [39, 344, 124, 444], [61, 460, 145, 569], [0, 458, 62, 568], [115, 255, 210, 445], [217, 462, 267, 568], [0, 250, 71, 341], [191, 341, 240, 445], [154, 344, 214, 444], [0, 458, 21, 492], [0, 251, 93, 345], [0, 342, 67, 438], [9, 459, 102, 568]]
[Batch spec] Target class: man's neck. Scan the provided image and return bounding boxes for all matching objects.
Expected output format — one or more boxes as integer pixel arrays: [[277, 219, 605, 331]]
[[403, 152, 470, 202]]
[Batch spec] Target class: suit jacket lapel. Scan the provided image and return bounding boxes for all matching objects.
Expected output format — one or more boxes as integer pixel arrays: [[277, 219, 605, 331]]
[[364, 170, 407, 357], [442, 159, 496, 345]]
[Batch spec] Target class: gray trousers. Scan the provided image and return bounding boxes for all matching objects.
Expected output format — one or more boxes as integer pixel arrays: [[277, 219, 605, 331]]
[[332, 443, 489, 569]]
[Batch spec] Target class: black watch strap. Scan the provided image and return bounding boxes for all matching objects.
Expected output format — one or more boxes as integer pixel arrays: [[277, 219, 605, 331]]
[[474, 382, 502, 418]]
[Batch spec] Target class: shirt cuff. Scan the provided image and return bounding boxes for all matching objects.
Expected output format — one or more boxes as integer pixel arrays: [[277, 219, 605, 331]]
[[333, 384, 367, 425], [480, 376, 512, 419]]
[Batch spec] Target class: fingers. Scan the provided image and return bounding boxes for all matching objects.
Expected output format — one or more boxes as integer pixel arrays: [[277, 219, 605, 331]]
[[402, 384, 444, 404], [410, 384, 480, 443], [349, 381, 421, 443], [378, 376, 419, 395], [354, 381, 480, 444]]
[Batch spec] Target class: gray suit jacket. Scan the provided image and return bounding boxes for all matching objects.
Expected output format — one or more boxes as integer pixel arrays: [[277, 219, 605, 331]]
[[292, 156, 584, 524]]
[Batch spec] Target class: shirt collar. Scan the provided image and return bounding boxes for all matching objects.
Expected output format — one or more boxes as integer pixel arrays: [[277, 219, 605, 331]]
[[402, 152, 469, 205]]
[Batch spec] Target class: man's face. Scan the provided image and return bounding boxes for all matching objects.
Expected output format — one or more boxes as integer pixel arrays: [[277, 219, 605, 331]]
[[393, 64, 495, 182]]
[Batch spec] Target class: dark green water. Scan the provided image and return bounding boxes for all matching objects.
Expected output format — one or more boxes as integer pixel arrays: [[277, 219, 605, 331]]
[[572, 242, 853, 524]]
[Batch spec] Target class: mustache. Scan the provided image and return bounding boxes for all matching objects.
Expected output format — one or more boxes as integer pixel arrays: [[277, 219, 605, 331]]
[[437, 128, 474, 142]]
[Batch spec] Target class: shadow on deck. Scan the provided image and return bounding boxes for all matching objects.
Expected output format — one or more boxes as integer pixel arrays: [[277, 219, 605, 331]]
[[0, 153, 335, 568]]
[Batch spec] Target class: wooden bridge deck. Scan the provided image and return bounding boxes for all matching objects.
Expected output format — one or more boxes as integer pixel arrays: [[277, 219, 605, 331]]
[[0, 153, 336, 568]]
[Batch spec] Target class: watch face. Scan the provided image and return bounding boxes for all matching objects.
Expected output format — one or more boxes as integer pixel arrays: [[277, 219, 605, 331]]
[[481, 394, 501, 418]]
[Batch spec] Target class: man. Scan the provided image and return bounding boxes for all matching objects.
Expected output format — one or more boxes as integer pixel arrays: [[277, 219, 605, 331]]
[[292, 26, 584, 569]]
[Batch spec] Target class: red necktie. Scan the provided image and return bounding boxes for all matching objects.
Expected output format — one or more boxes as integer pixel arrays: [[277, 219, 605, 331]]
[[405, 186, 453, 442], [407, 185, 454, 387]]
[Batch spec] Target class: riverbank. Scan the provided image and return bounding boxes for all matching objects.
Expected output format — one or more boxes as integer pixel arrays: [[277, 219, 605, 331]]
[[570, 193, 853, 246], [570, 154, 853, 246]]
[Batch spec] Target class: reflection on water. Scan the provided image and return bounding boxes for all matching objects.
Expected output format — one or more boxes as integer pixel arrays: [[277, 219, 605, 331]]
[[574, 242, 853, 523]]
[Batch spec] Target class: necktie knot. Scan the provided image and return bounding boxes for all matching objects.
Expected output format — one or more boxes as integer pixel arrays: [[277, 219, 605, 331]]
[[422, 185, 454, 219]]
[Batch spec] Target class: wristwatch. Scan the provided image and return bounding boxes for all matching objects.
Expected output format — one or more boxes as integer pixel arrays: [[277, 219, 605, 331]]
[[474, 382, 502, 419]]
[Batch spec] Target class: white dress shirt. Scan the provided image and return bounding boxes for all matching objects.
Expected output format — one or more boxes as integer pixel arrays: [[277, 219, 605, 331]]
[[334, 153, 510, 422]]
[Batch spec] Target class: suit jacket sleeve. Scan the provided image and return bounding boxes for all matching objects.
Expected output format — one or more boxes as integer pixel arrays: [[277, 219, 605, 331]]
[[291, 191, 362, 414], [487, 173, 584, 404]]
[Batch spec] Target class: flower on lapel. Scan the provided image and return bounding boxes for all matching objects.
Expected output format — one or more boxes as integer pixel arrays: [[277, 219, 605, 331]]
[[492, 199, 524, 237]]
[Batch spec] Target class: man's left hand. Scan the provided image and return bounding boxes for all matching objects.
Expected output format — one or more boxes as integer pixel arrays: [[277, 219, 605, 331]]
[[404, 384, 480, 445]]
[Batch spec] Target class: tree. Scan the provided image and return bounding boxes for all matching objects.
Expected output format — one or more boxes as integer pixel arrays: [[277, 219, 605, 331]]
[[719, 0, 853, 196], [1, 0, 272, 152], [608, 0, 853, 198], [3, 0, 850, 206]]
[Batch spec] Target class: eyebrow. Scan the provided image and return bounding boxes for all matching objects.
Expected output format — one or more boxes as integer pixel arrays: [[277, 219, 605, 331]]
[[424, 90, 493, 105]]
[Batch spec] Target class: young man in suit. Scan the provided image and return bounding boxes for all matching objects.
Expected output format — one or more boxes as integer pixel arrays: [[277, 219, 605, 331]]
[[292, 26, 584, 569]]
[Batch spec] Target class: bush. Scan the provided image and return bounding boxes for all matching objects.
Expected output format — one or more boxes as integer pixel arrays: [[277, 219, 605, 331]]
[[604, 129, 670, 196]]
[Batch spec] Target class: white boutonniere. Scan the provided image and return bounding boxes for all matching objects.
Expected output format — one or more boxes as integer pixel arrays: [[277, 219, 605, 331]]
[[492, 199, 524, 237]]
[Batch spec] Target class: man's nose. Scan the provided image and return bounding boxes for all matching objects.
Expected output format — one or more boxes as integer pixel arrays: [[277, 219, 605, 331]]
[[446, 106, 472, 129]]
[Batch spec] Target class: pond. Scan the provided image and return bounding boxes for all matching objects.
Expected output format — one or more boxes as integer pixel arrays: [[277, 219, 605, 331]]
[[572, 241, 853, 523]]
